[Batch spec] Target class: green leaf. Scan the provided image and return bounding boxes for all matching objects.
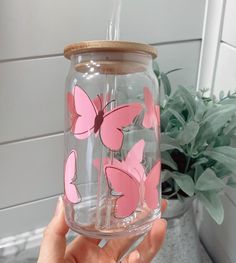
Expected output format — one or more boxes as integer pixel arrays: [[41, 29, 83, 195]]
[[161, 72, 171, 96], [161, 169, 173, 182], [171, 172, 195, 196], [176, 86, 196, 118], [202, 104, 236, 128], [194, 98, 207, 122], [177, 121, 200, 145], [227, 177, 236, 188], [160, 133, 183, 152], [194, 105, 236, 150], [194, 164, 204, 182], [214, 135, 231, 147], [166, 68, 183, 75], [191, 158, 208, 168], [166, 108, 185, 126], [195, 168, 225, 191], [204, 146, 236, 173], [219, 97, 236, 106], [161, 105, 185, 131], [223, 114, 236, 135], [213, 163, 232, 178], [196, 191, 224, 224], [153, 61, 161, 87], [161, 151, 178, 170]]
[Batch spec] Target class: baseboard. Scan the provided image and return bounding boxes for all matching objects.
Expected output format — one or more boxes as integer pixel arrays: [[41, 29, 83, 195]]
[[0, 227, 44, 257]]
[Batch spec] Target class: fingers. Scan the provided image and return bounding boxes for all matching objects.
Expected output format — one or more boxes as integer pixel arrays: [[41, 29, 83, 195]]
[[122, 199, 167, 263], [136, 218, 167, 262], [37, 196, 69, 263], [102, 199, 168, 262], [63, 199, 167, 263], [65, 235, 104, 263], [103, 234, 139, 262]]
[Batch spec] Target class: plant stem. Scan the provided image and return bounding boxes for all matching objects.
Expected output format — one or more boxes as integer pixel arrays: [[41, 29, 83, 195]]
[[185, 142, 194, 173], [184, 156, 191, 173], [166, 190, 179, 199]]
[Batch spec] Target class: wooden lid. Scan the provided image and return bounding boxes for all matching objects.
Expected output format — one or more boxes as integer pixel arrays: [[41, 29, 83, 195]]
[[64, 40, 157, 59]]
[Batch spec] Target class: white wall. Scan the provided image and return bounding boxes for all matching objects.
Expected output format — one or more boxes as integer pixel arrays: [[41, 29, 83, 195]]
[[198, 1, 236, 262], [0, 0, 206, 238]]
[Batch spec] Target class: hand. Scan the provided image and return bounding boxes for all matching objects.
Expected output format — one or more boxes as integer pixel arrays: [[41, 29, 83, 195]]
[[37, 197, 167, 263]]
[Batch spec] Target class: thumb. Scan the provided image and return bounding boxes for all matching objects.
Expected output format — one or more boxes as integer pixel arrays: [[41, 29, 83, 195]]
[[37, 196, 69, 263]]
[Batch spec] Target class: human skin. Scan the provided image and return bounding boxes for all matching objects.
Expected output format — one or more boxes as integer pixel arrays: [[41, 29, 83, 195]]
[[37, 198, 167, 263]]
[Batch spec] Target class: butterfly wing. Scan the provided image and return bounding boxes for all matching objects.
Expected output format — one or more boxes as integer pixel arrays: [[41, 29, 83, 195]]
[[142, 87, 157, 129], [124, 139, 145, 181], [155, 105, 160, 126], [93, 157, 122, 173], [105, 166, 140, 218], [93, 95, 102, 112], [64, 151, 81, 204], [144, 160, 161, 209], [67, 89, 78, 132], [67, 90, 76, 114], [93, 93, 111, 112], [100, 103, 142, 151], [73, 86, 97, 139]]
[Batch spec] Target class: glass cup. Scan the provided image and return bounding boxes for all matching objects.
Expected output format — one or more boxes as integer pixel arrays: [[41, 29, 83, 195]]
[[63, 41, 161, 239]]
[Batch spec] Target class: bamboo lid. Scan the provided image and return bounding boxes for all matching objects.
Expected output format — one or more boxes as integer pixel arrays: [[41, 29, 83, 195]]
[[64, 40, 157, 59]]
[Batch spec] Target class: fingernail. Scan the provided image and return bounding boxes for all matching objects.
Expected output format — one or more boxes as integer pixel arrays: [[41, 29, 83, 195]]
[[55, 196, 63, 216], [129, 250, 140, 261]]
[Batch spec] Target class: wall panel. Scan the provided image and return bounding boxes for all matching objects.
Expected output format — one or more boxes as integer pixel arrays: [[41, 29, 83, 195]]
[[0, 57, 68, 143], [0, 0, 205, 61], [157, 41, 201, 88], [214, 43, 236, 97], [0, 135, 64, 208], [222, 0, 236, 47], [0, 196, 58, 238]]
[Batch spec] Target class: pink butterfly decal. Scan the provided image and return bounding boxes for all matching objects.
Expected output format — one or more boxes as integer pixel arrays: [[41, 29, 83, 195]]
[[64, 150, 81, 204], [67, 89, 78, 133], [142, 87, 160, 129], [105, 160, 160, 218], [71, 85, 142, 151], [155, 104, 160, 126], [93, 139, 145, 182], [67, 88, 111, 133]]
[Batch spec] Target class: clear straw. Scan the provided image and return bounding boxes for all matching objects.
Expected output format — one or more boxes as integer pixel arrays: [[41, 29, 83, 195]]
[[105, 0, 122, 228], [106, 0, 122, 41], [95, 0, 122, 230]]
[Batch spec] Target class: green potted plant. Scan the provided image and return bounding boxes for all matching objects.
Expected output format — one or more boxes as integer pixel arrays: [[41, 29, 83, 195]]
[[153, 63, 236, 263]]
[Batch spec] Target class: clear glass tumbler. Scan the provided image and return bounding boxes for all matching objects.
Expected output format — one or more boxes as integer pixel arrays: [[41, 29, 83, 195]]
[[63, 41, 161, 239]]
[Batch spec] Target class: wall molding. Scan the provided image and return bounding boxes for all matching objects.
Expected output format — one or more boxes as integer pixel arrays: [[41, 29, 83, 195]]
[[0, 228, 44, 257], [197, 0, 226, 95]]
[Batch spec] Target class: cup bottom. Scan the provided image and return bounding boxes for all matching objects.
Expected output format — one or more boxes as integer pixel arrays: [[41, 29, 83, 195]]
[[64, 196, 161, 239]]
